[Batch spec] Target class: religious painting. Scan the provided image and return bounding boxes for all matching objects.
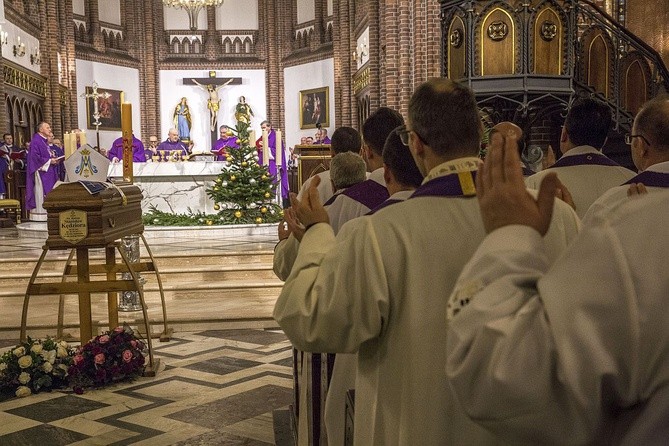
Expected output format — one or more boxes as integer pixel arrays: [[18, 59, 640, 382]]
[[299, 87, 329, 129], [85, 87, 124, 131]]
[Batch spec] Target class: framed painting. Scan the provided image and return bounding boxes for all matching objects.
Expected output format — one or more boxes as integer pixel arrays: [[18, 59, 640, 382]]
[[85, 87, 124, 131], [299, 86, 329, 129]]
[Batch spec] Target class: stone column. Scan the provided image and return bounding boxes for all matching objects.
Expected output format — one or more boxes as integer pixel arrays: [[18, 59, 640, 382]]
[[204, 5, 217, 61], [86, 0, 105, 52]]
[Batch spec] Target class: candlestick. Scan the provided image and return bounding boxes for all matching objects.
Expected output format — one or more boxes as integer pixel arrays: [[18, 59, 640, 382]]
[[276, 129, 282, 169], [79, 132, 87, 147], [121, 102, 133, 183], [262, 128, 269, 167], [69, 131, 77, 157]]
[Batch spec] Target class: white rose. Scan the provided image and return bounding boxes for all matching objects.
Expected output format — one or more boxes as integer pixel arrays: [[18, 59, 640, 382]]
[[57, 364, 68, 373], [17, 355, 33, 369], [18, 372, 31, 384], [30, 344, 43, 354], [13, 346, 25, 357], [42, 362, 53, 373], [0, 362, 7, 372], [44, 350, 56, 364], [15, 386, 31, 397], [56, 347, 68, 358], [58, 340, 69, 349]]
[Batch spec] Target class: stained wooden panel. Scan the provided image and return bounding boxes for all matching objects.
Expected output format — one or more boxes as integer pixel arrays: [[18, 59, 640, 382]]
[[583, 29, 613, 98], [480, 8, 515, 76], [533, 8, 562, 75], [622, 55, 650, 115], [448, 16, 466, 80]]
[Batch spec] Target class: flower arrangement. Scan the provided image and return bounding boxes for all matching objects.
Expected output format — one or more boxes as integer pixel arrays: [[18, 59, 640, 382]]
[[68, 325, 146, 394], [0, 337, 73, 398]]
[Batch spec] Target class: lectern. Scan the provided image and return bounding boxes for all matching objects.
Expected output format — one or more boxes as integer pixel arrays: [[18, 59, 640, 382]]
[[294, 144, 332, 189]]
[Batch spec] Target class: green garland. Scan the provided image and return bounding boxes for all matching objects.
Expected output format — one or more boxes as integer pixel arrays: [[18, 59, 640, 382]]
[[142, 204, 283, 226]]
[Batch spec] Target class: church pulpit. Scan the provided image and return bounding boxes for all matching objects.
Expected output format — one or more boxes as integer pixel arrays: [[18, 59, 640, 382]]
[[294, 144, 332, 190], [5, 169, 28, 221]]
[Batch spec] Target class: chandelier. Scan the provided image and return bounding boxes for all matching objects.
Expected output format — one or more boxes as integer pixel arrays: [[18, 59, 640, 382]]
[[162, 0, 225, 31]]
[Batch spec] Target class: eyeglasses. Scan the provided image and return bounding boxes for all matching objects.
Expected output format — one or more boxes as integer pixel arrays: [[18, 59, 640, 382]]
[[396, 125, 427, 147], [625, 133, 650, 146]]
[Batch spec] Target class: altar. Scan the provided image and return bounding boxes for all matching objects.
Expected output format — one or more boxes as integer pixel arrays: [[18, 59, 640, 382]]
[[108, 161, 226, 214]]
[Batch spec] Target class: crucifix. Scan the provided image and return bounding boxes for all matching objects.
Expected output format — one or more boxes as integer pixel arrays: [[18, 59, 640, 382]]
[[183, 73, 242, 147], [81, 81, 111, 150]]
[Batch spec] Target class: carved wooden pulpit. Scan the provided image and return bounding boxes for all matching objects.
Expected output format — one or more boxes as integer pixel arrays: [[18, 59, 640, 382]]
[[294, 144, 332, 190]]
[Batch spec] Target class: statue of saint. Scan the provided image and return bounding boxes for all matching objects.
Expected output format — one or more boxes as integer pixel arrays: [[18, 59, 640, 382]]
[[173, 97, 192, 142], [191, 78, 233, 131], [235, 96, 254, 125]]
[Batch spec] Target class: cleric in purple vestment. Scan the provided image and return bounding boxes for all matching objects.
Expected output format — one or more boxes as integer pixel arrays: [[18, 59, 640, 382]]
[[26, 122, 60, 213], [255, 120, 289, 202], [108, 134, 146, 162], [156, 128, 188, 157], [212, 125, 239, 161]]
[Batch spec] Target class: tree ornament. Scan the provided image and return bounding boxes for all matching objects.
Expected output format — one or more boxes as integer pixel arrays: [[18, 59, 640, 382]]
[[236, 139, 242, 145], [230, 175, 236, 181], [216, 178, 222, 184], [222, 181, 228, 187], [226, 155, 232, 161], [214, 204, 220, 211], [242, 161, 248, 167], [234, 211, 242, 218], [261, 175, 267, 180], [249, 178, 256, 184], [255, 217, 263, 224], [226, 130, 233, 137], [264, 192, 271, 198], [261, 207, 267, 213], [249, 203, 257, 209], [214, 186, 220, 191], [226, 161, 231, 167], [206, 220, 213, 226]]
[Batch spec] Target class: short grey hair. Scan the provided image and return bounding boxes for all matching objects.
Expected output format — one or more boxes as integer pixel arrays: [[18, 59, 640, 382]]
[[330, 152, 367, 190]]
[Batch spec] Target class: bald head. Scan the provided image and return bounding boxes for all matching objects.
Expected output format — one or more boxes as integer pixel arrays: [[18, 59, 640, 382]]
[[635, 97, 669, 153], [492, 122, 523, 140]]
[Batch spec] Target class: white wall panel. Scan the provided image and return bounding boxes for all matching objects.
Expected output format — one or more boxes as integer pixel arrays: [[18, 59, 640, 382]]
[[296, 0, 315, 24], [216, 0, 258, 30], [163, 5, 207, 30], [99, 0, 121, 25]]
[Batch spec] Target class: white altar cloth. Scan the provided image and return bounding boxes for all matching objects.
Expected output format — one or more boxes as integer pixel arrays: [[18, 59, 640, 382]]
[[108, 161, 227, 214]]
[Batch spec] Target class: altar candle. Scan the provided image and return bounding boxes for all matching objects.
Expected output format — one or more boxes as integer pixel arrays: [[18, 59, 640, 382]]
[[121, 102, 133, 183], [79, 131, 87, 147], [262, 128, 269, 167], [68, 132, 77, 157], [63, 132, 72, 159], [276, 129, 282, 169]]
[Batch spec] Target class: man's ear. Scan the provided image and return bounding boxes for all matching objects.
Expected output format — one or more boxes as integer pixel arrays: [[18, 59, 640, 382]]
[[383, 164, 392, 185], [560, 127, 568, 143]]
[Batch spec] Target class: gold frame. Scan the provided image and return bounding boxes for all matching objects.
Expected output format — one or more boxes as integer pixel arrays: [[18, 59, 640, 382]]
[[299, 86, 330, 129], [85, 87, 125, 131]]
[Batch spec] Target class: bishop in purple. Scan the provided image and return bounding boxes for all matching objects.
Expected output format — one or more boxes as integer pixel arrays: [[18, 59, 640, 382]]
[[212, 125, 239, 161], [157, 128, 188, 158], [256, 121, 290, 202], [26, 122, 60, 215], [108, 134, 146, 162]]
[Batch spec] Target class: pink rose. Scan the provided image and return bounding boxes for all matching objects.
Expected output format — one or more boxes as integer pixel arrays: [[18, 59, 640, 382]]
[[74, 354, 84, 365], [114, 327, 124, 333], [122, 350, 133, 363], [130, 340, 137, 348], [98, 335, 110, 344], [94, 353, 105, 364]]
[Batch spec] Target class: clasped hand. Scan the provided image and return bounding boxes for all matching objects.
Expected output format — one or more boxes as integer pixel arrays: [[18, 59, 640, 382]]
[[288, 175, 329, 236]]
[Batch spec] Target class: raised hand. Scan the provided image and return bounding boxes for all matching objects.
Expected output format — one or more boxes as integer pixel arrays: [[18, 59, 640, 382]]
[[289, 175, 330, 230]]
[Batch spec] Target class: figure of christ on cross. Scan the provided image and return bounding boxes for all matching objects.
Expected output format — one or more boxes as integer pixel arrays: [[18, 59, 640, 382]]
[[186, 76, 242, 131]]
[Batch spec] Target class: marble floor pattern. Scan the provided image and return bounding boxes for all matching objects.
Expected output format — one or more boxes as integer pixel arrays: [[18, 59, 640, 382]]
[[0, 328, 295, 446]]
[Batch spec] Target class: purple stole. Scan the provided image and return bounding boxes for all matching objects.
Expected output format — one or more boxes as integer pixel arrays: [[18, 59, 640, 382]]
[[522, 165, 535, 177], [623, 171, 669, 188], [26, 133, 58, 210], [323, 179, 389, 209], [410, 171, 478, 199], [367, 198, 404, 215], [549, 152, 620, 169]]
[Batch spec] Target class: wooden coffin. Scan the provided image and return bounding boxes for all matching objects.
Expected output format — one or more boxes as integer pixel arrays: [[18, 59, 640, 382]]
[[44, 182, 144, 249]]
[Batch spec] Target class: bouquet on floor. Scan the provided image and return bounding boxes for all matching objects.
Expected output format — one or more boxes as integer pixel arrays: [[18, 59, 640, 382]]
[[68, 325, 146, 394], [0, 337, 74, 398]]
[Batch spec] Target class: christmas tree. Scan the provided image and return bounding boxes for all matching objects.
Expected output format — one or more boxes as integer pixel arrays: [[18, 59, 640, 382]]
[[206, 122, 283, 224]]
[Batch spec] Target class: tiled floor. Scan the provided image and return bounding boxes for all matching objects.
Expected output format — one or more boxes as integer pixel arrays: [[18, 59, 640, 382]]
[[0, 329, 294, 445], [0, 223, 296, 445]]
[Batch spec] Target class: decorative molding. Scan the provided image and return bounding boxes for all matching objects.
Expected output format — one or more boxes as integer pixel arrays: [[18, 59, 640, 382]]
[[487, 21, 509, 41], [101, 26, 124, 39], [353, 66, 370, 95], [74, 19, 87, 30], [540, 21, 557, 41], [3, 63, 47, 98], [295, 24, 315, 38], [170, 34, 203, 44], [221, 34, 255, 44]]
